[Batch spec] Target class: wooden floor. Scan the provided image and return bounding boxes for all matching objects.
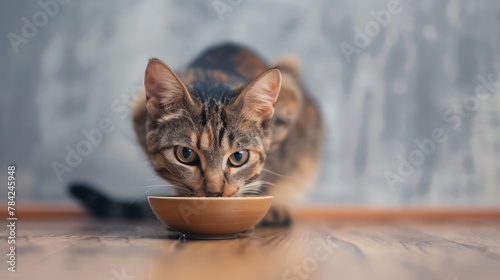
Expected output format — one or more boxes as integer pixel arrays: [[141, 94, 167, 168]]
[[1, 216, 500, 280]]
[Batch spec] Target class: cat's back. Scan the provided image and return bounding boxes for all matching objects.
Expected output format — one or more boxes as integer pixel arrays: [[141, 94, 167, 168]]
[[189, 43, 268, 81], [178, 43, 269, 97]]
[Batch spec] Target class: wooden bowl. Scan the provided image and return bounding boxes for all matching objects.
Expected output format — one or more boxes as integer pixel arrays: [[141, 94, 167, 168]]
[[148, 196, 273, 239]]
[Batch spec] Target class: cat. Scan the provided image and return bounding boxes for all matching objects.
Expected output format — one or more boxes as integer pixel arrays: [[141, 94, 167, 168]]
[[70, 43, 323, 226]]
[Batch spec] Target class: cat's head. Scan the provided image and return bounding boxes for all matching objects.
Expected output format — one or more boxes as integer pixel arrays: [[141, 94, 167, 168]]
[[143, 58, 281, 197]]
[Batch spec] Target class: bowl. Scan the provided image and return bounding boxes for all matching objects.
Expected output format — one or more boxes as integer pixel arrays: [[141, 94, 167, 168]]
[[148, 196, 273, 239]]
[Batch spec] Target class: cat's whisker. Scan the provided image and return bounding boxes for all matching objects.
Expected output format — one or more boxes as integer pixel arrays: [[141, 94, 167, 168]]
[[146, 177, 163, 182], [174, 189, 193, 197], [261, 168, 292, 179], [237, 184, 269, 196], [239, 189, 264, 194], [235, 179, 280, 197], [236, 189, 266, 197], [259, 184, 276, 189], [238, 186, 259, 190], [168, 184, 195, 197], [238, 187, 266, 193], [127, 185, 167, 207], [241, 180, 277, 189], [126, 184, 173, 190]]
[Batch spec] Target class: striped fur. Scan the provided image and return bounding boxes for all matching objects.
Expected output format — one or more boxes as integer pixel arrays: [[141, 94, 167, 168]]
[[133, 43, 324, 213]]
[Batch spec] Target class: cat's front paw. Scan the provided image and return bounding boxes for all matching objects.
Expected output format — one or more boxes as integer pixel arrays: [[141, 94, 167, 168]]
[[258, 205, 292, 227]]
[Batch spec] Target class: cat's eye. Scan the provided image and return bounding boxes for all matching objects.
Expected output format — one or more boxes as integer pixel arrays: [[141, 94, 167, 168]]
[[228, 150, 249, 167], [174, 146, 199, 165]]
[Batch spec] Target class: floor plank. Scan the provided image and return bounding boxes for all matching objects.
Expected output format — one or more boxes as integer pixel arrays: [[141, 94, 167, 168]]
[[1, 218, 499, 280]]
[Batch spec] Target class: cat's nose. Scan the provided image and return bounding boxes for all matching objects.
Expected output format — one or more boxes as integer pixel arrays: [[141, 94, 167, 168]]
[[205, 191, 222, 197]]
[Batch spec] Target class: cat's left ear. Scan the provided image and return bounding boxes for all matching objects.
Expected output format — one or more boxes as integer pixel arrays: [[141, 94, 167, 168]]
[[238, 68, 282, 120], [144, 58, 194, 118]]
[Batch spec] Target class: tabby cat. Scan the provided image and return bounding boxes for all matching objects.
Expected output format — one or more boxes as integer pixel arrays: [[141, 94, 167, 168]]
[[71, 43, 323, 225]]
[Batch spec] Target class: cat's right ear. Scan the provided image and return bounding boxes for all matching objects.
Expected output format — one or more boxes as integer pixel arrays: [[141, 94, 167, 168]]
[[144, 58, 193, 118]]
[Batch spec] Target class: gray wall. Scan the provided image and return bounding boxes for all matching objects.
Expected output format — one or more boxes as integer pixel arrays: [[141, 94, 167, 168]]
[[1, 0, 499, 206]]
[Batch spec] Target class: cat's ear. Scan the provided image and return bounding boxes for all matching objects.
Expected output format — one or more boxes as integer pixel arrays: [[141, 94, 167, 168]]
[[239, 68, 282, 120], [268, 70, 303, 150], [144, 58, 193, 117]]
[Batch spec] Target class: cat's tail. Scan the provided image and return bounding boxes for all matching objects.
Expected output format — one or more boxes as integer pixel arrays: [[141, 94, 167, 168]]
[[68, 181, 154, 219], [276, 55, 300, 78]]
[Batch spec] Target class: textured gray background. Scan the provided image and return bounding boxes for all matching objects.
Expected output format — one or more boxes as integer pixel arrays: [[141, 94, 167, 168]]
[[1, 0, 499, 206]]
